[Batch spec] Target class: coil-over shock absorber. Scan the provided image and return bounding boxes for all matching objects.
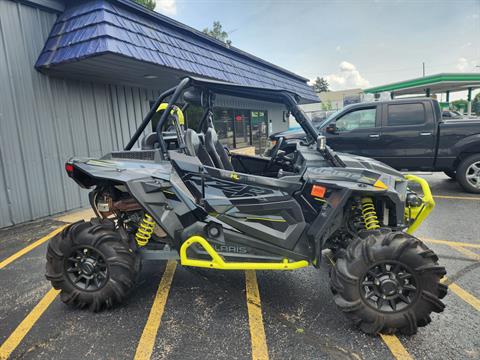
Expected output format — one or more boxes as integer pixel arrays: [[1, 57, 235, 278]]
[[361, 197, 380, 230], [135, 213, 155, 246]]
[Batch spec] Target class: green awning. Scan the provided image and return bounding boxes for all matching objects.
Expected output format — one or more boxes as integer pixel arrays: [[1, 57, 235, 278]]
[[364, 73, 480, 95]]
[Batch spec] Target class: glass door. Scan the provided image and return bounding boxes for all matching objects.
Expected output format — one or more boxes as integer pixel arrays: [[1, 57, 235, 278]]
[[233, 110, 251, 149], [251, 111, 268, 153], [213, 108, 235, 148]]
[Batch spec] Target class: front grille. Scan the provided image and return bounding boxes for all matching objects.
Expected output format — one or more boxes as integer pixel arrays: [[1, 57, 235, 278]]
[[111, 150, 155, 161]]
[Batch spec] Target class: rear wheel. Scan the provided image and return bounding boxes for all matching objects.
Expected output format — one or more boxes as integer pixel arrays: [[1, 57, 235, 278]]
[[330, 229, 447, 335], [46, 219, 139, 311], [456, 154, 480, 193]]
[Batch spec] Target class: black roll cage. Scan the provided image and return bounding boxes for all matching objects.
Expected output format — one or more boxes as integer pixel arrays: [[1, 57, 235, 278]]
[[124, 76, 344, 167]]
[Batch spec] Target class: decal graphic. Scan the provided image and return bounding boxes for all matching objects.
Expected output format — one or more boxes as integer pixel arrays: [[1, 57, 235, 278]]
[[307, 168, 380, 185]]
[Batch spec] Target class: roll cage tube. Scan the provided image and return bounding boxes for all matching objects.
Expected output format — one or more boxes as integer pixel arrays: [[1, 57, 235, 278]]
[[124, 86, 176, 150], [282, 92, 345, 167], [125, 76, 344, 167], [156, 77, 191, 158]]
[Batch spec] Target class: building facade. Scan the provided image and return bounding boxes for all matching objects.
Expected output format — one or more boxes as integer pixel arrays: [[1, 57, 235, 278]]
[[0, 0, 317, 228]]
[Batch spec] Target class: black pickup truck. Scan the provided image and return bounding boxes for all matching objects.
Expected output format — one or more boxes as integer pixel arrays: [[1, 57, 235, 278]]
[[270, 98, 480, 193]]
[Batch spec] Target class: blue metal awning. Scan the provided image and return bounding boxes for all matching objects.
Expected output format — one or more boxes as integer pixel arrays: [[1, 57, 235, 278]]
[[35, 0, 318, 102]]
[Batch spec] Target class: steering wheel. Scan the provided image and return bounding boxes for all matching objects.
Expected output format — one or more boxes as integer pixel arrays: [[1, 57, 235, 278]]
[[266, 137, 284, 169]]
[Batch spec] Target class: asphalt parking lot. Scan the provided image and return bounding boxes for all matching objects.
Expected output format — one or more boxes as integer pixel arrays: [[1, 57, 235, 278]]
[[0, 173, 479, 360]]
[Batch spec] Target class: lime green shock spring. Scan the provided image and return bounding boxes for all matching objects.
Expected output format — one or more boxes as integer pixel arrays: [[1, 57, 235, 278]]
[[361, 197, 380, 230], [135, 213, 155, 246]]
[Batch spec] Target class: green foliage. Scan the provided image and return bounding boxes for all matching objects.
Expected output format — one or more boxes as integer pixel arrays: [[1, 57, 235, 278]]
[[133, 0, 156, 11], [313, 77, 329, 93], [321, 100, 333, 111], [202, 21, 232, 46], [473, 93, 480, 115], [452, 99, 468, 112]]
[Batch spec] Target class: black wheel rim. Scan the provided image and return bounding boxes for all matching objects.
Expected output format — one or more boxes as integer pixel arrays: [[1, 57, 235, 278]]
[[360, 261, 418, 312], [65, 247, 109, 291]]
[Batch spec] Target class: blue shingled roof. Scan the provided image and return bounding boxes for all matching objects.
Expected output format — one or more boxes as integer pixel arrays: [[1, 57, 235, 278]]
[[35, 0, 317, 101]]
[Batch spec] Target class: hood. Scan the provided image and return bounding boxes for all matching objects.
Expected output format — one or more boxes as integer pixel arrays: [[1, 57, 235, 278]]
[[270, 127, 306, 140], [270, 121, 328, 140], [338, 152, 404, 178]]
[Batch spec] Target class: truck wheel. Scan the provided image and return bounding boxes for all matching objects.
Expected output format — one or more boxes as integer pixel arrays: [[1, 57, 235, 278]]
[[46, 219, 139, 311], [456, 154, 480, 193], [443, 170, 456, 179], [330, 229, 447, 335]]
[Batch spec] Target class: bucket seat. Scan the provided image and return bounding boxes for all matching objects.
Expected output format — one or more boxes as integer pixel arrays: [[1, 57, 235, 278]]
[[205, 127, 234, 171], [184, 129, 215, 167]]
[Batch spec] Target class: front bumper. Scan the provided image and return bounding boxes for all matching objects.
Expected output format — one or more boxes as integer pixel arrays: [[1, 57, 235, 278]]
[[404, 174, 435, 234]]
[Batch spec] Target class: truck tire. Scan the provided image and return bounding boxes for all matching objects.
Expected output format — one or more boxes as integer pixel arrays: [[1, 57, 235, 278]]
[[443, 170, 456, 179], [46, 219, 139, 311], [456, 154, 480, 193], [330, 229, 447, 335]]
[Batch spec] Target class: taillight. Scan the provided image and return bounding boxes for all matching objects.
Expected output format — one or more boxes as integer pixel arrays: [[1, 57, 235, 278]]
[[65, 163, 74, 175]]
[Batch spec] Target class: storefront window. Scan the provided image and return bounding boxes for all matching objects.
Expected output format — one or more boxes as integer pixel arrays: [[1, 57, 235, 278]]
[[251, 111, 268, 153], [211, 108, 268, 153], [152, 101, 269, 154], [233, 110, 251, 149], [213, 108, 235, 148], [184, 104, 204, 131]]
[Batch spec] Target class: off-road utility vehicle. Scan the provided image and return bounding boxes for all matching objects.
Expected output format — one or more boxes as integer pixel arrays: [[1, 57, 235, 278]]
[[46, 77, 447, 335]]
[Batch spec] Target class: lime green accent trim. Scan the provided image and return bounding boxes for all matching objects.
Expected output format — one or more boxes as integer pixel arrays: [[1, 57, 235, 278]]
[[180, 236, 309, 270], [157, 103, 185, 125], [404, 175, 435, 234], [364, 73, 480, 94], [245, 217, 287, 223]]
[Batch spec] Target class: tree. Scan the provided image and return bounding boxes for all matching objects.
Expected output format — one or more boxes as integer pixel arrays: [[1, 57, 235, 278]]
[[133, 0, 156, 11], [473, 93, 480, 115], [202, 21, 232, 46], [321, 100, 333, 111], [313, 77, 329, 93], [452, 99, 468, 112]]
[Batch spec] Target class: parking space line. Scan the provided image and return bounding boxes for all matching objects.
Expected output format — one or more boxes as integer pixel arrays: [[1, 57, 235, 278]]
[[448, 283, 480, 311], [443, 245, 480, 311], [422, 238, 480, 249], [134, 260, 176, 360], [379, 334, 412, 360], [433, 195, 480, 201], [449, 245, 480, 261], [245, 270, 269, 360], [0, 225, 67, 270], [0, 287, 59, 359]]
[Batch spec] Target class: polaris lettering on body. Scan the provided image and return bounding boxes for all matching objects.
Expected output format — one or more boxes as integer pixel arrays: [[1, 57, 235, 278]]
[[306, 167, 380, 185], [213, 244, 248, 254]]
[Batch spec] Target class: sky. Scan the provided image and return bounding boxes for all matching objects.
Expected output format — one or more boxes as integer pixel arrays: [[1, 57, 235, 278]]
[[154, 0, 480, 99]]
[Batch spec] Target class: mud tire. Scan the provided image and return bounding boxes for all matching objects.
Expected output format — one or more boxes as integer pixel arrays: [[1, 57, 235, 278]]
[[46, 219, 139, 311], [330, 229, 447, 335]]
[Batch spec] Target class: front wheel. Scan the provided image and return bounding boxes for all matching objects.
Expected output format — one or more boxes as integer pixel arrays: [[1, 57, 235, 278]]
[[46, 219, 139, 311], [456, 154, 480, 193], [330, 229, 447, 335]]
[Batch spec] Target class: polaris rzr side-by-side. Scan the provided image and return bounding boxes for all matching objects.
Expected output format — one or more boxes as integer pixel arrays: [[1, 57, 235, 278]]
[[46, 77, 447, 335]]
